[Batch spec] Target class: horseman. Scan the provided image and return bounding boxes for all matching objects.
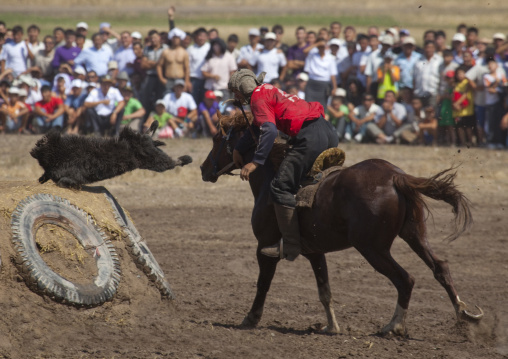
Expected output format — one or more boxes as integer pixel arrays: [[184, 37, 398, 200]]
[[228, 69, 338, 261]]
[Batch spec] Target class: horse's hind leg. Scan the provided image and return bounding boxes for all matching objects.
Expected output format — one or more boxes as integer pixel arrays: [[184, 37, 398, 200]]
[[304, 253, 340, 334], [241, 250, 280, 328], [399, 218, 484, 321]]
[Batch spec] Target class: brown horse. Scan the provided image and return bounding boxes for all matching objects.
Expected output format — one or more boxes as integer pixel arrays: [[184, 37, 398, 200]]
[[200, 112, 483, 336]]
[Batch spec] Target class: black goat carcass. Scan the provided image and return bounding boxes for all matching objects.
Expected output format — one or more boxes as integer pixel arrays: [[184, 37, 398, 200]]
[[30, 122, 193, 189]]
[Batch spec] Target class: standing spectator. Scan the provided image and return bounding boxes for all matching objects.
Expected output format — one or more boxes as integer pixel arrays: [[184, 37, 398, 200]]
[[366, 90, 410, 143], [33, 85, 65, 133], [76, 22, 94, 49], [120, 85, 145, 131], [452, 66, 474, 146], [227, 34, 240, 61], [73, 33, 113, 76], [438, 70, 457, 146], [466, 27, 479, 59], [394, 36, 422, 93], [352, 34, 370, 88], [187, 27, 210, 105], [161, 79, 197, 135], [131, 42, 145, 97], [237, 28, 263, 69], [113, 31, 135, 76], [141, 30, 167, 117], [365, 34, 394, 96], [51, 29, 81, 70], [1, 26, 33, 77], [249, 32, 287, 83], [53, 27, 65, 47], [413, 41, 443, 108], [157, 28, 190, 94], [303, 37, 337, 108], [435, 30, 447, 56], [208, 29, 219, 41], [84, 75, 125, 136], [196, 90, 220, 137], [451, 33, 466, 64], [330, 22, 342, 40], [201, 38, 237, 100], [0, 87, 29, 134], [30, 35, 56, 83], [144, 99, 174, 135], [375, 54, 400, 102], [348, 93, 381, 142], [483, 59, 507, 148], [456, 24, 467, 36], [272, 24, 289, 56], [64, 79, 87, 134], [338, 42, 357, 87], [99, 23, 121, 54], [27, 25, 44, 67], [287, 26, 309, 79]]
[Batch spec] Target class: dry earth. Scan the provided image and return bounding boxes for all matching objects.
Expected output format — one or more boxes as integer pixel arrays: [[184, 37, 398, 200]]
[[0, 134, 507, 358]]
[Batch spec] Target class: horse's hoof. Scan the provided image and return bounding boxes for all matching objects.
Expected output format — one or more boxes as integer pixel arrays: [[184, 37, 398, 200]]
[[240, 314, 259, 328], [378, 324, 407, 338], [322, 325, 340, 335]]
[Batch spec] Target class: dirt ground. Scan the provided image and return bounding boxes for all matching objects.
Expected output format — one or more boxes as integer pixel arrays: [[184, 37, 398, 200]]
[[0, 134, 507, 359]]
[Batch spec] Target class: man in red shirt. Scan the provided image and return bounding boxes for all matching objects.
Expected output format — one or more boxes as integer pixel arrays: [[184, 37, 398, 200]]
[[229, 69, 338, 261], [33, 85, 65, 133]]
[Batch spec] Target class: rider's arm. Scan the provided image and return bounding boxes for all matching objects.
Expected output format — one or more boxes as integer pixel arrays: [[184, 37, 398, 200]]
[[252, 122, 278, 166]]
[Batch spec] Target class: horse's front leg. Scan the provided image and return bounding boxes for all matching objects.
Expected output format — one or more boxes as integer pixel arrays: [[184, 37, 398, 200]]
[[304, 253, 340, 334], [242, 250, 280, 327]]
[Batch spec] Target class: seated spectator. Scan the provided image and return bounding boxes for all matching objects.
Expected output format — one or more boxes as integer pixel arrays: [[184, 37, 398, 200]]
[[325, 88, 350, 140], [116, 71, 130, 91], [107, 60, 119, 81], [161, 79, 197, 135], [33, 85, 65, 133], [73, 33, 113, 77], [0, 87, 29, 134], [120, 85, 145, 131], [237, 28, 263, 70], [349, 93, 381, 142], [53, 75, 68, 101], [196, 90, 219, 137], [416, 106, 438, 145], [19, 75, 42, 107], [0, 80, 9, 107], [249, 32, 287, 83], [52, 64, 72, 93], [64, 79, 87, 134], [366, 90, 410, 143], [201, 38, 237, 100], [51, 29, 81, 70], [84, 75, 125, 136], [144, 99, 174, 138]]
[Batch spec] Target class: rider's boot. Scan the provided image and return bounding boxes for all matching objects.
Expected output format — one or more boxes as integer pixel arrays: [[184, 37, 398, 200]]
[[260, 204, 301, 261]]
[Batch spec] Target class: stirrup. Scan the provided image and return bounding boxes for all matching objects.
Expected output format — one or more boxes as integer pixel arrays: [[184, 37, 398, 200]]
[[260, 239, 283, 259]]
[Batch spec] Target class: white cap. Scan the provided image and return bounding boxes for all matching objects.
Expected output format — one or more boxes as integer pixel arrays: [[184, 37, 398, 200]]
[[264, 32, 277, 41], [18, 88, 28, 97], [380, 34, 394, 46], [387, 28, 399, 42], [297, 72, 309, 81], [81, 81, 89, 89], [452, 33, 466, 43], [493, 33, 507, 41], [214, 90, 224, 98], [74, 66, 86, 75], [100, 22, 111, 31], [334, 88, 347, 97], [328, 38, 341, 47], [155, 99, 166, 106], [248, 28, 260, 37], [168, 28, 187, 41], [19, 75, 35, 87], [76, 22, 88, 30], [107, 60, 118, 70], [131, 31, 142, 40], [71, 79, 83, 88], [8, 87, 20, 95], [402, 36, 416, 46]]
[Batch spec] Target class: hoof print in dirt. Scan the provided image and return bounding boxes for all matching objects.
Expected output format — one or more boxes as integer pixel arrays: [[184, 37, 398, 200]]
[[10, 194, 121, 307]]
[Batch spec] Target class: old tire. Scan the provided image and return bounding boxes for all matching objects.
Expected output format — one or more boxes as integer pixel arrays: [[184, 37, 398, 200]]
[[11, 194, 121, 306], [103, 190, 175, 299]]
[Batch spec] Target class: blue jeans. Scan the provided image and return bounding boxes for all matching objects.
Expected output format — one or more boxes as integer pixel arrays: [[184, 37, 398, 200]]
[[36, 108, 64, 133]]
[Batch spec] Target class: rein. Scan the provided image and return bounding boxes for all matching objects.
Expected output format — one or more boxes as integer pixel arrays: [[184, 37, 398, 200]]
[[211, 126, 239, 177]]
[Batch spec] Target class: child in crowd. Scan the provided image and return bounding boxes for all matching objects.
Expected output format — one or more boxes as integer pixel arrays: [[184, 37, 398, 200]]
[[145, 99, 175, 139], [452, 66, 474, 146], [33, 85, 65, 133], [196, 90, 219, 137], [325, 88, 350, 140], [439, 70, 457, 146], [0, 87, 30, 134], [417, 106, 438, 145]]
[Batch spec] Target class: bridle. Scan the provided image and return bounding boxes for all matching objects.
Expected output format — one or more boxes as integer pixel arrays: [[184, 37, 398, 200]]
[[211, 125, 237, 178]]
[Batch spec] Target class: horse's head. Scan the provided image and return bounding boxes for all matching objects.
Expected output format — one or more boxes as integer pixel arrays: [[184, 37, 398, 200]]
[[200, 110, 252, 183]]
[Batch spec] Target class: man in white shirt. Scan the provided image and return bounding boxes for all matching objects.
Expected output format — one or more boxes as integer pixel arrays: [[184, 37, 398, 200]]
[[413, 41, 443, 108], [113, 31, 135, 76], [74, 33, 113, 76], [84, 74, 125, 136], [27, 24, 44, 67], [162, 79, 197, 124], [237, 28, 263, 69], [365, 35, 394, 96], [249, 32, 286, 83], [187, 27, 210, 105], [1, 26, 34, 77]]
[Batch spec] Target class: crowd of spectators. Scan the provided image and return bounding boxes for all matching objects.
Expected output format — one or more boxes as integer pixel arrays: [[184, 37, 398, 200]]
[[1, 9, 508, 148]]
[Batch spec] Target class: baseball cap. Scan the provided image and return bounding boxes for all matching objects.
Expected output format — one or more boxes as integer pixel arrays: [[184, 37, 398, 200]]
[[131, 31, 142, 40], [445, 70, 455, 78], [297, 72, 309, 82], [204, 90, 217, 100], [8, 87, 20, 95], [380, 34, 394, 46], [399, 29, 410, 37], [452, 33, 466, 42], [99, 22, 111, 31], [107, 60, 118, 70], [76, 22, 88, 30], [71, 79, 83, 88], [249, 28, 260, 37], [155, 99, 166, 106], [116, 71, 129, 81], [168, 28, 187, 41], [177, 106, 188, 118], [402, 36, 416, 46], [18, 88, 28, 97], [334, 88, 346, 97], [328, 38, 341, 47], [214, 90, 224, 98], [74, 66, 86, 75], [174, 79, 186, 87], [264, 32, 277, 41], [493, 33, 507, 41]]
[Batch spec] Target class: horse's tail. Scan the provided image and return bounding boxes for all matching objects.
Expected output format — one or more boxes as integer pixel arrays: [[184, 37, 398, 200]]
[[393, 167, 473, 242]]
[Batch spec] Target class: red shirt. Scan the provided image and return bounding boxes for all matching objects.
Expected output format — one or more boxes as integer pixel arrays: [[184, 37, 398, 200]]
[[250, 84, 324, 137], [35, 97, 63, 115]]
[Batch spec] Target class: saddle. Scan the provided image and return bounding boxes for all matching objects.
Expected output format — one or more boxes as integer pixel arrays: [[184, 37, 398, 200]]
[[296, 148, 345, 209]]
